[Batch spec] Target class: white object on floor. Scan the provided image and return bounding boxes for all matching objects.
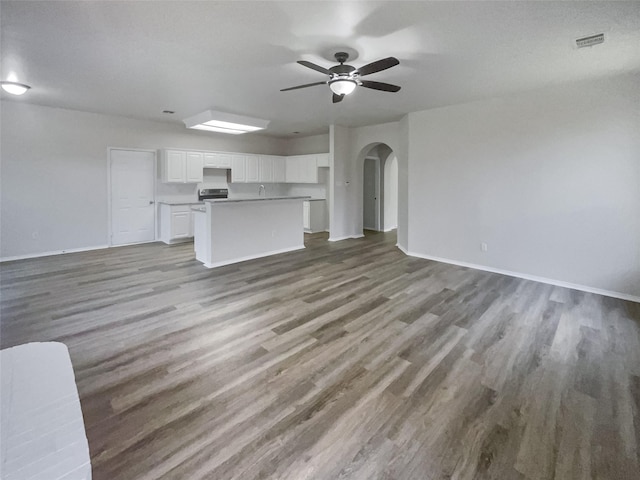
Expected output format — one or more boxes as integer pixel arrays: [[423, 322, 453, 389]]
[[1, 342, 92, 480]]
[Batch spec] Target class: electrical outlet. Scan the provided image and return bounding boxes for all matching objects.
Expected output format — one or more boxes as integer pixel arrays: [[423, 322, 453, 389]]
[[481, 242, 488, 252]]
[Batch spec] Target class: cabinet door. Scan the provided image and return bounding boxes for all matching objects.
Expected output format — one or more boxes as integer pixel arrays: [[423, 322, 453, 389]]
[[245, 154, 260, 183], [231, 155, 246, 182], [273, 156, 286, 182], [303, 201, 310, 229], [171, 211, 190, 239], [186, 152, 204, 183], [165, 150, 186, 183], [217, 153, 232, 168], [203, 153, 217, 167], [285, 156, 300, 183], [301, 155, 318, 183], [259, 155, 274, 183]]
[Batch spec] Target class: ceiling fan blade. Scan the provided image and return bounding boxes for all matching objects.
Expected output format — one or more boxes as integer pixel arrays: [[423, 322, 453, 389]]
[[359, 80, 401, 92], [332, 93, 345, 103], [280, 81, 326, 92], [297, 60, 332, 75], [355, 57, 400, 77]]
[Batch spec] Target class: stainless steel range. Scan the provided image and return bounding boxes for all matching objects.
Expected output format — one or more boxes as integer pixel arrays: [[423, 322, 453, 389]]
[[198, 188, 228, 201]]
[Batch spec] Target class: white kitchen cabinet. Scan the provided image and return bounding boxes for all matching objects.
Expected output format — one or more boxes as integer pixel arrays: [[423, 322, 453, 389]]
[[273, 156, 286, 182], [245, 154, 260, 183], [316, 153, 330, 167], [303, 200, 326, 233], [286, 154, 318, 183], [302, 156, 318, 183], [231, 154, 246, 182], [203, 152, 232, 169], [159, 204, 201, 244], [285, 156, 301, 183], [161, 150, 203, 183], [186, 152, 204, 183], [259, 155, 274, 183], [162, 150, 186, 183]]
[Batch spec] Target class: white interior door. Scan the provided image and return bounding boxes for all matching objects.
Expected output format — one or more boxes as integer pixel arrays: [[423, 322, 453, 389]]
[[110, 149, 155, 246], [363, 158, 380, 231]]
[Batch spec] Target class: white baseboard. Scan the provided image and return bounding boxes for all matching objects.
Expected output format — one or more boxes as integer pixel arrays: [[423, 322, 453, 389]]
[[328, 234, 366, 242], [0, 245, 109, 263], [203, 245, 305, 268], [396, 243, 409, 255], [403, 250, 640, 303], [383, 227, 397, 232]]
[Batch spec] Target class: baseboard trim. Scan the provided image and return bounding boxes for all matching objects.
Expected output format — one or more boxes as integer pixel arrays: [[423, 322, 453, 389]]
[[403, 250, 640, 303], [328, 234, 364, 242], [0, 245, 110, 263], [396, 243, 409, 255], [203, 245, 305, 268]]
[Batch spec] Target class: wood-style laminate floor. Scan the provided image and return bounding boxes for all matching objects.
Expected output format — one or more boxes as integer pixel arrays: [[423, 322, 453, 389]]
[[1, 231, 639, 480]]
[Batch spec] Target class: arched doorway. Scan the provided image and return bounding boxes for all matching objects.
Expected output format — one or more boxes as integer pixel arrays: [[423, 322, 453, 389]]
[[360, 143, 398, 235]]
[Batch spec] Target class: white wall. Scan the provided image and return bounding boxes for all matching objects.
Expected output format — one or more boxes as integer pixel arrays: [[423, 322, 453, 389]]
[[284, 133, 329, 156], [329, 120, 408, 244], [329, 125, 352, 241], [407, 74, 640, 299], [383, 155, 398, 231], [0, 101, 287, 259]]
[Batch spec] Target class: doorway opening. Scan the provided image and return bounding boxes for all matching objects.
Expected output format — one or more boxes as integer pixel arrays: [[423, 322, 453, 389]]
[[361, 144, 398, 234], [108, 149, 156, 246]]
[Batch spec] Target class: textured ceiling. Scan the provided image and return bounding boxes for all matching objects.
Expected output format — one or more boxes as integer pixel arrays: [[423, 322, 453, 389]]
[[2, 1, 639, 137]]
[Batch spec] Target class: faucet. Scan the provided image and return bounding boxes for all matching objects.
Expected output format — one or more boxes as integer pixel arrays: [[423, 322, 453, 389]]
[[258, 184, 265, 197]]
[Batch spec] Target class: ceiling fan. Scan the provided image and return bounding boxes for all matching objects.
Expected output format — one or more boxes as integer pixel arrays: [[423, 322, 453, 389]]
[[281, 52, 401, 103]]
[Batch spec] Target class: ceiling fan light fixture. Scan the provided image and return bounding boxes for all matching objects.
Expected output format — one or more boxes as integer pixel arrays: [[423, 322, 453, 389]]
[[329, 78, 357, 96], [1, 81, 31, 95], [183, 109, 270, 134]]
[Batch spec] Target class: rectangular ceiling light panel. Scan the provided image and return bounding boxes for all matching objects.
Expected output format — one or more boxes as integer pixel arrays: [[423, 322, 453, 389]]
[[183, 110, 270, 134]]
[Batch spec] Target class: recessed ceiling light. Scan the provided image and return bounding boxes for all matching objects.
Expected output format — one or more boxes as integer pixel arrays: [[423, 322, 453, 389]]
[[1, 81, 31, 95], [183, 109, 270, 135]]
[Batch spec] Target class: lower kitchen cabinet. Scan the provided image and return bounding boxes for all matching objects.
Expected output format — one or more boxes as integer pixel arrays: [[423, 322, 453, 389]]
[[303, 199, 326, 233], [159, 203, 201, 244]]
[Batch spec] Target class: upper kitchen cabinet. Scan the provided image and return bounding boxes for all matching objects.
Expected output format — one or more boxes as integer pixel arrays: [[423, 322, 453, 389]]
[[245, 155, 260, 183], [185, 152, 204, 182], [230, 154, 246, 182], [273, 156, 286, 182], [259, 155, 274, 183], [161, 150, 203, 183], [203, 152, 232, 169], [286, 154, 318, 183]]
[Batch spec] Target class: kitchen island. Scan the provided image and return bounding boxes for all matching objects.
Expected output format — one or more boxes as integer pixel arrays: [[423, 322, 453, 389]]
[[193, 196, 310, 268]]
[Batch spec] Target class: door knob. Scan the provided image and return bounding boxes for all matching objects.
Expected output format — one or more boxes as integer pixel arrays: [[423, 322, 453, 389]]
[[149, 201, 154, 205]]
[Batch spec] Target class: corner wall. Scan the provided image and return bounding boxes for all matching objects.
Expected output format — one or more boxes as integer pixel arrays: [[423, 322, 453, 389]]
[[407, 74, 640, 299]]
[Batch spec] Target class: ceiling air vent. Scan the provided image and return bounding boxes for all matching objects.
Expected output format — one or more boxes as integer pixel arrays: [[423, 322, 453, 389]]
[[576, 33, 604, 48]]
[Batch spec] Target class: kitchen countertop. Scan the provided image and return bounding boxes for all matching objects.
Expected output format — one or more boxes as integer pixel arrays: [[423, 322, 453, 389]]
[[204, 196, 311, 204], [158, 201, 204, 206]]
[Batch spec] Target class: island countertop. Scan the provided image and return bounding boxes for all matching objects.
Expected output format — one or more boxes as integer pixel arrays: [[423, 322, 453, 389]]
[[204, 196, 311, 204]]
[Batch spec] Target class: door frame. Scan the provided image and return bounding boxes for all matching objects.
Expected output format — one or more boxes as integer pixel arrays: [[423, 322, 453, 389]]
[[363, 156, 381, 231], [107, 147, 157, 247]]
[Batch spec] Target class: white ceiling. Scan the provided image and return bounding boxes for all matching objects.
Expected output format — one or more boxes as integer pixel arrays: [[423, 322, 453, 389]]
[[2, 1, 639, 137]]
